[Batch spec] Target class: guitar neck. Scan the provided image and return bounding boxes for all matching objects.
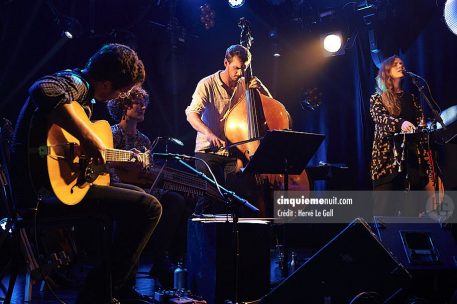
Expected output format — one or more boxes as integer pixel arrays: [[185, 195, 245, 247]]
[[104, 148, 149, 165]]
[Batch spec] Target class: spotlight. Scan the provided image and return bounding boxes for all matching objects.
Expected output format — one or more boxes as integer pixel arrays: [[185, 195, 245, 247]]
[[272, 43, 281, 57], [63, 31, 73, 39], [269, 30, 281, 57], [323, 33, 342, 53], [61, 16, 82, 39], [321, 32, 345, 56], [444, 0, 457, 35], [0, 218, 12, 233], [228, 0, 245, 9]]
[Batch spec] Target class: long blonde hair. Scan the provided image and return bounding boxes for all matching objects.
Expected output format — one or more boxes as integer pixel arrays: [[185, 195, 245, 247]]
[[375, 55, 401, 116]]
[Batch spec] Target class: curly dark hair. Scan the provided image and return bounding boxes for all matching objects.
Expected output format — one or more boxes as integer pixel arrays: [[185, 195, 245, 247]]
[[107, 86, 149, 122], [85, 43, 145, 90]]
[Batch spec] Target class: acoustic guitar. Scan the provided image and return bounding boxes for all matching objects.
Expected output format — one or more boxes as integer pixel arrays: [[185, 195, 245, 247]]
[[35, 101, 149, 205]]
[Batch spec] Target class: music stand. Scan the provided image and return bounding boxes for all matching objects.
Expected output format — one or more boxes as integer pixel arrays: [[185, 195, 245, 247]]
[[243, 130, 325, 190]]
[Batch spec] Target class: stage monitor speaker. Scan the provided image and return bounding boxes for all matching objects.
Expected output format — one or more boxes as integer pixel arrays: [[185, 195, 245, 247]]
[[373, 216, 457, 301], [187, 218, 270, 304], [261, 218, 411, 304], [373, 216, 457, 271]]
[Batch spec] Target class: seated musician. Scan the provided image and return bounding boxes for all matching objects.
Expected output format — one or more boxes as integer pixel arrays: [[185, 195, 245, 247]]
[[9, 43, 162, 303], [107, 86, 188, 288], [185, 44, 272, 214], [370, 55, 435, 215]]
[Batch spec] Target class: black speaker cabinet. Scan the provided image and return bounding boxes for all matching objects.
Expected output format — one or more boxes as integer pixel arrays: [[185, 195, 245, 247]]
[[373, 216, 457, 301], [373, 216, 457, 272], [187, 218, 270, 304], [261, 218, 411, 304]]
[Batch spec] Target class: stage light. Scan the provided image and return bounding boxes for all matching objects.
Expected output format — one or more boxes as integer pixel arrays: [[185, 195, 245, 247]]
[[47, 0, 82, 39], [63, 31, 73, 39], [444, 0, 457, 35], [0, 218, 12, 233], [228, 0, 245, 9], [272, 43, 281, 57], [323, 33, 342, 53], [61, 16, 82, 39], [270, 30, 281, 57]]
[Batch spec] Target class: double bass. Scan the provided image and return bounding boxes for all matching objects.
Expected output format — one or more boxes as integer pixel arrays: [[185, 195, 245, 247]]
[[223, 18, 310, 215]]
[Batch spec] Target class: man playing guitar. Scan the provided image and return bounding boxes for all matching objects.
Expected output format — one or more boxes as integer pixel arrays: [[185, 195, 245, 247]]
[[10, 43, 161, 303]]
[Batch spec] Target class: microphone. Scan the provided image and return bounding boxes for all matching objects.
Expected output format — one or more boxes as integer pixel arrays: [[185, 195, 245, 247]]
[[164, 137, 184, 146], [403, 69, 421, 78], [153, 153, 193, 161]]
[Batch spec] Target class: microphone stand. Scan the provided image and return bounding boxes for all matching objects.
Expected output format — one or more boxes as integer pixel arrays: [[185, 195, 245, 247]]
[[164, 139, 169, 153], [410, 75, 446, 130], [166, 155, 258, 213], [161, 154, 258, 304], [410, 75, 445, 199], [147, 137, 173, 194]]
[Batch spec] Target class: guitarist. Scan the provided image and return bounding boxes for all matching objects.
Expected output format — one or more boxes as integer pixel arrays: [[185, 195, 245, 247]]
[[107, 85, 189, 288], [10, 43, 161, 304]]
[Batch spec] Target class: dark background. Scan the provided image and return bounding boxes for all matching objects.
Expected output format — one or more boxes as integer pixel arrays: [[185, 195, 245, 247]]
[[1, 0, 456, 190]]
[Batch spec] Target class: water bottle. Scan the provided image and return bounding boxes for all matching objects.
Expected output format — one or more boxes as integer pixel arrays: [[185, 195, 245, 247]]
[[289, 251, 297, 273], [173, 260, 187, 290], [276, 245, 288, 278]]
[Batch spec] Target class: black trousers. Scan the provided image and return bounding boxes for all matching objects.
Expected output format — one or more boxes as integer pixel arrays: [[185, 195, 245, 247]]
[[36, 183, 162, 298], [149, 190, 189, 262], [373, 172, 428, 216]]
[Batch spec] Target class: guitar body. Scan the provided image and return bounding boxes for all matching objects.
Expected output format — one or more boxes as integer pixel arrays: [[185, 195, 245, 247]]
[[45, 102, 112, 205]]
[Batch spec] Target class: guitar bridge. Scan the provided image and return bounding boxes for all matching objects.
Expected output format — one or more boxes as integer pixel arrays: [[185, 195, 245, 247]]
[[84, 167, 96, 183]]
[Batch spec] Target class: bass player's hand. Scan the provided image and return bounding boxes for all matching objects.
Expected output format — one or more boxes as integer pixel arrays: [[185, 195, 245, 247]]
[[205, 132, 225, 149]]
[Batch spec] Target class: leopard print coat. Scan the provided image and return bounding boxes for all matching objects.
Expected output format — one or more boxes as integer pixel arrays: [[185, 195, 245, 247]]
[[369, 92, 432, 183]]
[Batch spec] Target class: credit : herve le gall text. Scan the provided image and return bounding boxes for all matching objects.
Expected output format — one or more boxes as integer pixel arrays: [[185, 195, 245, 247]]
[[276, 208, 334, 217]]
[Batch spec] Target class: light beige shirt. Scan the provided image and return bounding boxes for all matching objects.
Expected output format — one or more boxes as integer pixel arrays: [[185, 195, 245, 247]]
[[185, 70, 244, 155]]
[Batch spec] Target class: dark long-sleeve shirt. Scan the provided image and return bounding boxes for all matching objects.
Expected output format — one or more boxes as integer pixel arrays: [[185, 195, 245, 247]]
[[10, 69, 94, 208]]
